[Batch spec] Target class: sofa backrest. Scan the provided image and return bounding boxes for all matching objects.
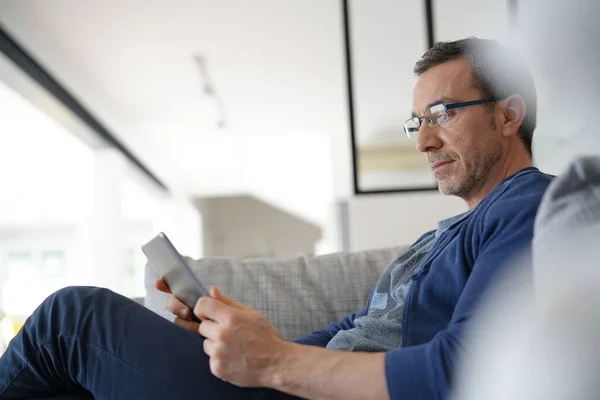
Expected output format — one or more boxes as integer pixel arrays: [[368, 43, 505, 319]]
[[145, 246, 407, 341]]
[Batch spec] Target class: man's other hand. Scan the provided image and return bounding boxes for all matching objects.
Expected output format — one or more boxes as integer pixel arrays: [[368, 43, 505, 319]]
[[154, 278, 201, 335], [196, 286, 287, 388]]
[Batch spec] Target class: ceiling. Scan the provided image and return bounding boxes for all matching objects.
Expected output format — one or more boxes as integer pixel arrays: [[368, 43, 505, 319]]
[[0, 0, 348, 225]]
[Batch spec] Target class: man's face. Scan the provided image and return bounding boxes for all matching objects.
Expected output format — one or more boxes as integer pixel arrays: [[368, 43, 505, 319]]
[[412, 57, 503, 198]]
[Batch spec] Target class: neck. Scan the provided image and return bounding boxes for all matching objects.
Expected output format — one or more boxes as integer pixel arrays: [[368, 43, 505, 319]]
[[462, 152, 533, 209]]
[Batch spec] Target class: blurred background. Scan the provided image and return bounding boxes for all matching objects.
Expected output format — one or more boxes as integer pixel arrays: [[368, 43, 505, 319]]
[[0, 0, 593, 353]]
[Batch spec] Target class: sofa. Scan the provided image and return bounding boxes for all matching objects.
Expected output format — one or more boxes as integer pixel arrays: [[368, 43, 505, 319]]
[[144, 246, 407, 341]]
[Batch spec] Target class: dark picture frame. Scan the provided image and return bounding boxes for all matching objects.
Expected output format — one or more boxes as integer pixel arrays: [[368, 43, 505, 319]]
[[341, 0, 439, 195]]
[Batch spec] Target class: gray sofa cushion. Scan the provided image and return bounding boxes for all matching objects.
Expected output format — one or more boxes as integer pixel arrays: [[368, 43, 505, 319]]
[[533, 154, 600, 300], [145, 246, 406, 341]]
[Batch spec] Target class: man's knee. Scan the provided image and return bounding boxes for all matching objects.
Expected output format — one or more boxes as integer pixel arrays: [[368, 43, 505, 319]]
[[47, 286, 119, 311], [51, 286, 102, 300]]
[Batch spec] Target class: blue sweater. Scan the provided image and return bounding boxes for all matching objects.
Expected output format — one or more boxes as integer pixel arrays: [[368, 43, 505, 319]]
[[295, 168, 553, 399]]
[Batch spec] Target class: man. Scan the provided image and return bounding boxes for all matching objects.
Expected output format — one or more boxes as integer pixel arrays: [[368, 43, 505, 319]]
[[0, 38, 552, 399]]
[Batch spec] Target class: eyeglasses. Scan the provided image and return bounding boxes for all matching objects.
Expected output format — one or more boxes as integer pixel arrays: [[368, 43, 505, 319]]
[[404, 97, 500, 138]]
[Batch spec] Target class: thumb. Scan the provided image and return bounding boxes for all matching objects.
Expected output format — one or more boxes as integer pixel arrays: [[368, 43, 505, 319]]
[[210, 286, 245, 309]]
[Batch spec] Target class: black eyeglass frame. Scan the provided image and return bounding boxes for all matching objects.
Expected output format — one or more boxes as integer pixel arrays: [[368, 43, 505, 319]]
[[404, 97, 501, 137]]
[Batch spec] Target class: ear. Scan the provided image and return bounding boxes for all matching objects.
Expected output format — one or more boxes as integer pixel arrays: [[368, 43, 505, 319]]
[[498, 94, 526, 138]]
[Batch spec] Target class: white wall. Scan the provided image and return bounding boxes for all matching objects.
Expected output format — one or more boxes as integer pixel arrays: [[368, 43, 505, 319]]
[[197, 195, 320, 258], [434, 0, 510, 43], [349, 192, 466, 252], [349, 0, 426, 144]]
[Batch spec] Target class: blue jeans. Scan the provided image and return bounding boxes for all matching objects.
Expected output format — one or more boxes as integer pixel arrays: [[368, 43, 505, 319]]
[[0, 287, 299, 399]]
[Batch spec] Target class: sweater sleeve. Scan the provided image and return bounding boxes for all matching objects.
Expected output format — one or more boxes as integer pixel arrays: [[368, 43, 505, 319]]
[[384, 185, 543, 399], [292, 307, 368, 347]]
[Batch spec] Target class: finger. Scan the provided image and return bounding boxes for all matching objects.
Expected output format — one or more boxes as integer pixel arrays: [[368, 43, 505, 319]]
[[155, 278, 172, 294], [203, 338, 216, 357], [173, 317, 201, 335], [165, 297, 191, 319], [210, 286, 245, 310], [198, 319, 221, 341], [194, 296, 234, 322]]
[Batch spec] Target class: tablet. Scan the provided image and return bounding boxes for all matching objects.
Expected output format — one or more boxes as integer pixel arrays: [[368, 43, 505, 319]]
[[142, 232, 208, 318]]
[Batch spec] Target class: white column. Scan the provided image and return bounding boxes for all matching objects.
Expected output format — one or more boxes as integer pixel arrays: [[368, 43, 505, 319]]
[[0, 259, 6, 313], [324, 132, 353, 253], [81, 148, 126, 294]]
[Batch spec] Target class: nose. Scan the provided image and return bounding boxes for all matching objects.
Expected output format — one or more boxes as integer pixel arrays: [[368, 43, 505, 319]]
[[415, 124, 443, 153]]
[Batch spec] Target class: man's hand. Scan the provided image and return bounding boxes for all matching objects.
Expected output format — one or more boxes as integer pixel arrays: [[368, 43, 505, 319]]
[[156, 279, 286, 387], [154, 278, 201, 335], [157, 279, 388, 399], [195, 286, 288, 388]]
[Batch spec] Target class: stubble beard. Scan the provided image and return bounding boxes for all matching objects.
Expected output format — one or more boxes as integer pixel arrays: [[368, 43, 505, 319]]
[[438, 126, 502, 198]]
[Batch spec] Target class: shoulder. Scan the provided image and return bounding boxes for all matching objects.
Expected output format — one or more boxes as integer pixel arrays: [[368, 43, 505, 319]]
[[481, 168, 553, 224], [471, 169, 553, 248]]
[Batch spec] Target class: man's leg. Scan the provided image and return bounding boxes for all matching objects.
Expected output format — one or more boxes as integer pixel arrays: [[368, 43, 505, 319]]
[[0, 286, 297, 399]]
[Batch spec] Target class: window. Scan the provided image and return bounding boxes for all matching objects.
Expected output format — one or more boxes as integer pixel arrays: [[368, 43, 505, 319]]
[[6, 252, 33, 280], [41, 250, 67, 278], [0, 63, 201, 348]]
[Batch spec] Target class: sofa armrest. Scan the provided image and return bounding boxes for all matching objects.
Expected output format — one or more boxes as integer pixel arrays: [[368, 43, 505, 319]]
[[144, 246, 406, 341]]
